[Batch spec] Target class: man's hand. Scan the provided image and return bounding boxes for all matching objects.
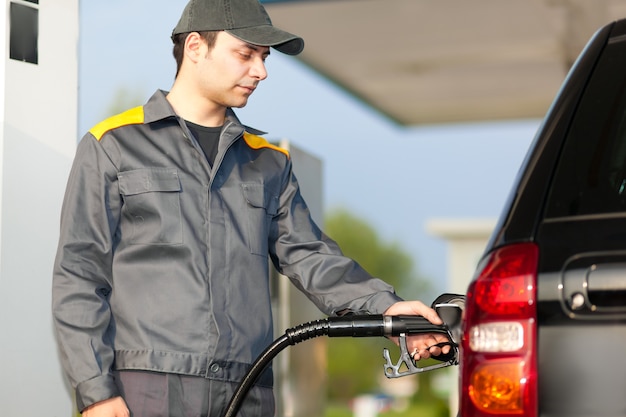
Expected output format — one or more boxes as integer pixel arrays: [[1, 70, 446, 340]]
[[82, 396, 129, 417], [384, 300, 451, 360]]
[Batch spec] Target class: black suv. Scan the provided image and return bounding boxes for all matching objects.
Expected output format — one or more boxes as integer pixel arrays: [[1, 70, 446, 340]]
[[458, 18, 626, 417]]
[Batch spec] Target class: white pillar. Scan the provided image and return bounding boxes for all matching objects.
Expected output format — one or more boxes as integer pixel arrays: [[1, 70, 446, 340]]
[[273, 140, 328, 417], [426, 218, 496, 417], [0, 1, 78, 415]]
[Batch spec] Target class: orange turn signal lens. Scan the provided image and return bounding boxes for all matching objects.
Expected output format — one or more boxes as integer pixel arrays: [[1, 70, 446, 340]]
[[469, 360, 524, 413]]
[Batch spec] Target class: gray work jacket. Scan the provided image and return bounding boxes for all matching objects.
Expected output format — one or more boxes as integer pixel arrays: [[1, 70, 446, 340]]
[[52, 90, 401, 411]]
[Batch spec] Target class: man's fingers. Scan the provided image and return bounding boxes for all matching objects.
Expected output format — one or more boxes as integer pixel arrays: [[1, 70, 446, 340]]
[[408, 334, 454, 361]]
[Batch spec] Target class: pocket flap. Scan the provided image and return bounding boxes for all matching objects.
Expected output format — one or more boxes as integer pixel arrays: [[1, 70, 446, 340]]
[[241, 183, 279, 215], [118, 168, 181, 196]]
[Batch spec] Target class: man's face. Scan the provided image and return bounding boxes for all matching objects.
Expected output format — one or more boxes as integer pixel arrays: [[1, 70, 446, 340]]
[[196, 31, 270, 109]]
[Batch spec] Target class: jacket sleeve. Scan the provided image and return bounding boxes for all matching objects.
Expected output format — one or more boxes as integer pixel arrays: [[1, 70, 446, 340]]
[[269, 161, 403, 316], [51, 134, 122, 411]]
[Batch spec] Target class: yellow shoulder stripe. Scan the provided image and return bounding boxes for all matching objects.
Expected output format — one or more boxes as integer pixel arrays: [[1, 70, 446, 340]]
[[243, 132, 290, 158], [89, 106, 145, 141]]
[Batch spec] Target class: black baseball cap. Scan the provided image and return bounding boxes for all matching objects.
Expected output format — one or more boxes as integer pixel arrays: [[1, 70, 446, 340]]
[[172, 0, 304, 55]]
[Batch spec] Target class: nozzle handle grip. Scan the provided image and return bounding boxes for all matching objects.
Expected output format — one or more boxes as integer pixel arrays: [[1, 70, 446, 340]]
[[327, 315, 385, 337], [388, 315, 448, 336], [326, 314, 449, 338]]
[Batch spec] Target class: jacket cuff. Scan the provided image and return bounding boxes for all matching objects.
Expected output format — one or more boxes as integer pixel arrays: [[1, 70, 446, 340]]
[[335, 291, 403, 316], [75, 374, 120, 412], [367, 291, 404, 314]]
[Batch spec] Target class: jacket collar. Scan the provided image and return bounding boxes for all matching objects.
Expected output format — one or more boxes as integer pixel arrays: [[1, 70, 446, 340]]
[[143, 89, 266, 136]]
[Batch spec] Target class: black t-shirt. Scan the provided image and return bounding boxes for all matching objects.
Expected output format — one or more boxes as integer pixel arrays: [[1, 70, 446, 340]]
[[185, 121, 222, 166]]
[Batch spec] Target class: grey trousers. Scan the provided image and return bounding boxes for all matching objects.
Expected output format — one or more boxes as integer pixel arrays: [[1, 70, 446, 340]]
[[115, 370, 275, 417]]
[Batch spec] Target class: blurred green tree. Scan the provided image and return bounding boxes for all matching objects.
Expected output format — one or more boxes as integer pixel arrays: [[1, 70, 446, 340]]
[[104, 86, 145, 117], [323, 207, 433, 402]]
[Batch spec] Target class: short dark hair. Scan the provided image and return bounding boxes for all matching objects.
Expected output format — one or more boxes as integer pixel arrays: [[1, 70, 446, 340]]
[[172, 31, 219, 77]]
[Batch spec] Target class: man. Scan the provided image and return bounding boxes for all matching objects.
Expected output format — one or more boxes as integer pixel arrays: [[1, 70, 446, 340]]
[[52, 0, 448, 416]]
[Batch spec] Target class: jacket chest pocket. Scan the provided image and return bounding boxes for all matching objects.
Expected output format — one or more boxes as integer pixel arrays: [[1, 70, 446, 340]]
[[241, 183, 279, 256], [118, 168, 182, 245]]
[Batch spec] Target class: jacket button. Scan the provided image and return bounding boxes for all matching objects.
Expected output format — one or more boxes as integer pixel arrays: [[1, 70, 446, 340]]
[[210, 363, 220, 373]]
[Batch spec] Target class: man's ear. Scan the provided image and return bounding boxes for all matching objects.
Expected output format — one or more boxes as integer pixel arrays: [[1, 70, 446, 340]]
[[184, 32, 204, 63]]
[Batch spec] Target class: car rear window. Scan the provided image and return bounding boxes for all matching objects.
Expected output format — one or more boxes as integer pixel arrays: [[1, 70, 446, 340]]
[[546, 35, 626, 218]]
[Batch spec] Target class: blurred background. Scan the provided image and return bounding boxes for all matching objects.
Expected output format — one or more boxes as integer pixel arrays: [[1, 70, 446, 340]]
[[3, 0, 626, 416]]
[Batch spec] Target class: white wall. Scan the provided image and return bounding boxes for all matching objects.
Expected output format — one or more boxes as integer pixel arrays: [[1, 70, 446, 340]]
[[426, 218, 496, 293], [1, 1, 78, 415]]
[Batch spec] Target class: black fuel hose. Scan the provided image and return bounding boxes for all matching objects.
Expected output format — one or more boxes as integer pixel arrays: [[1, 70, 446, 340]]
[[222, 315, 448, 417]]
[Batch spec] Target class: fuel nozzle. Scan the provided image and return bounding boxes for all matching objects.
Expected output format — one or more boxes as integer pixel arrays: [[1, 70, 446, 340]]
[[317, 301, 464, 378], [324, 302, 462, 340], [382, 301, 464, 378]]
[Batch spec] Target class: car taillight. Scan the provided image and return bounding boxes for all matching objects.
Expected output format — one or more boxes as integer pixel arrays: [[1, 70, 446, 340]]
[[459, 242, 538, 417]]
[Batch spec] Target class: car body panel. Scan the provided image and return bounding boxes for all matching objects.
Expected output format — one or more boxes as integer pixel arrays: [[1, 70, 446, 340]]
[[461, 17, 626, 417]]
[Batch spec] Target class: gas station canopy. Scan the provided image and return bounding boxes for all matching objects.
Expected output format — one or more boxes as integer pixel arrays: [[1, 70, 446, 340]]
[[265, 0, 626, 125]]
